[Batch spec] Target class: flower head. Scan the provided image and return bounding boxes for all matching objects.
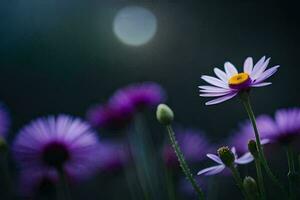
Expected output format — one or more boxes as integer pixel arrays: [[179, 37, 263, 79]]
[[259, 108, 300, 145], [87, 82, 165, 130], [13, 115, 101, 181], [0, 103, 10, 138], [199, 56, 279, 105], [197, 147, 253, 176], [163, 128, 210, 167]]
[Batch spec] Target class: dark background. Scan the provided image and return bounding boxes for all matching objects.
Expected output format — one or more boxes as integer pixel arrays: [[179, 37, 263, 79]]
[[0, 0, 299, 199]]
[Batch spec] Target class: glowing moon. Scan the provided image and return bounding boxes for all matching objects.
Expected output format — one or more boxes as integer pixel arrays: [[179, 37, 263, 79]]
[[113, 6, 157, 46]]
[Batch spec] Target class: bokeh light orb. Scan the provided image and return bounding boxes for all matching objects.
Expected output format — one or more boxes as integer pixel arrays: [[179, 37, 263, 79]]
[[113, 6, 157, 46]]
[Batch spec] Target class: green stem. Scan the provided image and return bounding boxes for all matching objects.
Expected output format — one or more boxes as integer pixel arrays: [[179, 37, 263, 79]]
[[166, 125, 205, 200], [286, 145, 297, 200], [240, 93, 284, 192], [229, 165, 248, 199], [57, 169, 71, 200], [255, 158, 266, 200]]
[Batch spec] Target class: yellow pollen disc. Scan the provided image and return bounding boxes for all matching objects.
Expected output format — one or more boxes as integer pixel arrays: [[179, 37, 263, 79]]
[[228, 73, 250, 85]]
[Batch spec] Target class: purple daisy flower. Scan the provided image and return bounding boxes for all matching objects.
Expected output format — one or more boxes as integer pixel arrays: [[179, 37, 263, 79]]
[[87, 103, 134, 130], [98, 140, 129, 172], [197, 147, 253, 176], [13, 115, 101, 181], [0, 103, 10, 138], [111, 82, 166, 110], [258, 108, 300, 145], [199, 56, 279, 105], [163, 129, 210, 167], [229, 115, 272, 154]]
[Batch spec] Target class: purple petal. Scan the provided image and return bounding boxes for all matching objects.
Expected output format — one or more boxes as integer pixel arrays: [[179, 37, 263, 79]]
[[254, 65, 279, 83], [251, 82, 272, 87], [224, 62, 238, 77], [261, 138, 270, 145], [243, 57, 253, 75], [207, 154, 222, 164], [214, 68, 228, 83], [205, 92, 237, 106], [197, 165, 225, 176], [251, 56, 266, 79], [201, 76, 229, 88], [235, 152, 254, 164], [252, 58, 271, 80]]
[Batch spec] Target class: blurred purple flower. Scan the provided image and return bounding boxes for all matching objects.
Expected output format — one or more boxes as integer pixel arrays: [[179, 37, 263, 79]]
[[197, 147, 253, 176], [87, 82, 165, 130], [229, 115, 272, 154], [13, 115, 101, 181], [163, 129, 210, 167], [0, 103, 10, 138], [179, 176, 207, 198], [98, 140, 129, 172]]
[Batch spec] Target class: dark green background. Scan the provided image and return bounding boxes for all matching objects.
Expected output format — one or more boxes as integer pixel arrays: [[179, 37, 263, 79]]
[[0, 0, 299, 199]]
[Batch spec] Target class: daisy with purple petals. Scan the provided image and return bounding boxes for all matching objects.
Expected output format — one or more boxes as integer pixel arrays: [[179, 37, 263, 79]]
[[13, 115, 101, 181], [199, 56, 279, 105], [197, 147, 253, 176]]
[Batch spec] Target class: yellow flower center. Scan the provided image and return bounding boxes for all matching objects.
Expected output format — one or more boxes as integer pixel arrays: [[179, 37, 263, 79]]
[[228, 73, 250, 86]]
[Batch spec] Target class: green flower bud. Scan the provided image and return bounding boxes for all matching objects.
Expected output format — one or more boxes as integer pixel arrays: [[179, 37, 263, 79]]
[[217, 146, 234, 167], [248, 140, 258, 158], [0, 137, 7, 153], [243, 176, 259, 197], [156, 104, 174, 125]]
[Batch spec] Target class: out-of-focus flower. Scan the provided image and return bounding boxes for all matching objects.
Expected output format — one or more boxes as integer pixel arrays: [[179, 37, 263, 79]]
[[87, 82, 165, 130], [179, 176, 206, 198], [199, 56, 279, 105], [111, 82, 166, 110], [0, 103, 10, 138], [98, 140, 129, 172], [197, 147, 253, 176], [163, 129, 210, 167], [13, 115, 101, 181], [229, 115, 272, 154], [258, 108, 300, 145]]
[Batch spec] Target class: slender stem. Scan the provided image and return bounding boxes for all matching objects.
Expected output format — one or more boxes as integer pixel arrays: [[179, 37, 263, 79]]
[[240, 93, 284, 192], [255, 158, 266, 200], [229, 165, 248, 199], [57, 169, 71, 200], [286, 145, 297, 200], [166, 125, 205, 200]]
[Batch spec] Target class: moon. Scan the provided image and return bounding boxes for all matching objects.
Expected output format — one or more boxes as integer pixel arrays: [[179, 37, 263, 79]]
[[113, 6, 157, 46]]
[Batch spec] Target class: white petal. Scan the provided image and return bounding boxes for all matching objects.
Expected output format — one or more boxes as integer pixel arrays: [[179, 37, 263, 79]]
[[207, 154, 223, 164], [251, 82, 272, 87], [200, 92, 231, 97], [251, 56, 266, 78], [224, 62, 238, 78], [201, 76, 229, 88], [198, 86, 231, 93], [243, 57, 253, 74], [252, 58, 270, 80], [254, 65, 279, 83], [235, 152, 254, 164], [261, 138, 270, 145], [205, 93, 238, 106], [214, 68, 228, 83], [197, 165, 225, 176]]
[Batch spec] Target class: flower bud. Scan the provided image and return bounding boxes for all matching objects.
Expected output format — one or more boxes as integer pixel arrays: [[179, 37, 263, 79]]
[[156, 104, 174, 125], [243, 176, 259, 197], [217, 146, 234, 167], [248, 140, 258, 158]]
